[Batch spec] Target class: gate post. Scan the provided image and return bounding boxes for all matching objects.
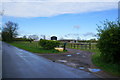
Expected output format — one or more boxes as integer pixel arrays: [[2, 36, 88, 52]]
[[89, 43, 91, 49], [63, 42, 67, 50]]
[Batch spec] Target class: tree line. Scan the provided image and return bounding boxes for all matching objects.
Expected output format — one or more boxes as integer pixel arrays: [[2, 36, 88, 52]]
[[1, 21, 39, 42]]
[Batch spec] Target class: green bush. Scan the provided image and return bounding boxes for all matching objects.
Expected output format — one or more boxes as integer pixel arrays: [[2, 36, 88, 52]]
[[39, 39, 60, 50], [97, 19, 120, 64], [13, 38, 32, 41]]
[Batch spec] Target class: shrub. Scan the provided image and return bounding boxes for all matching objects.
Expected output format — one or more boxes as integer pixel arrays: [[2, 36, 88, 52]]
[[39, 39, 60, 50], [13, 38, 33, 41], [97, 19, 120, 64]]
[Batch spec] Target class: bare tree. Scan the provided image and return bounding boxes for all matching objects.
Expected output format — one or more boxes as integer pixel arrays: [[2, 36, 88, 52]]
[[23, 35, 27, 39], [40, 35, 46, 39], [28, 35, 39, 43], [2, 21, 18, 42]]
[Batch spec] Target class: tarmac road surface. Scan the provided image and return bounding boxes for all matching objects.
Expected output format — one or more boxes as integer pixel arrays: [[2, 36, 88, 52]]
[[2, 42, 97, 78]]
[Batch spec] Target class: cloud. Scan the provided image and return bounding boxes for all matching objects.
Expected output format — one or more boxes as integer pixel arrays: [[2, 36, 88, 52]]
[[83, 32, 96, 37], [64, 33, 81, 38], [1, 2, 118, 17], [0, 22, 2, 26], [73, 25, 80, 29], [2, 0, 120, 2], [63, 32, 97, 40]]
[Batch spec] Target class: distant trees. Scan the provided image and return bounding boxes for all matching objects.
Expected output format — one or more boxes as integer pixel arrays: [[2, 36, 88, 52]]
[[1, 21, 40, 43], [14, 35, 29, 41], [13, 35, 39, 42], [23, 35, 27, 39], [78, 39, 97, 43], [28, 35, 39, 43], [28, 35, 39, 40], [97, 19, 120, 64], [2, 21, 18, 42]]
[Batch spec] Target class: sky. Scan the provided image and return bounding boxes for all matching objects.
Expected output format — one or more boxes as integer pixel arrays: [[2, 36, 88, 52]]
[[0, 0, 119, 40]]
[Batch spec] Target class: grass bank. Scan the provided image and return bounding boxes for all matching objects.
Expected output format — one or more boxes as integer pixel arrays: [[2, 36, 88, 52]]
[[82, 49, 120, 76], [67, 43, 120, 76], [91, 50, 120, 76], [9, 41, 65, 54]]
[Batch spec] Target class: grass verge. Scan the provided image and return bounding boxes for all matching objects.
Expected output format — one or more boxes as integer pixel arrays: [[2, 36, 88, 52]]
[[68, 46, 120, 76], [82, 49, 120, 76], [9, 41, 66, 54], [91, 50, 120, 76]]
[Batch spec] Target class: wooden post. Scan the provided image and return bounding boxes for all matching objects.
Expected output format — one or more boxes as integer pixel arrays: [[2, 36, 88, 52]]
[[89, 43, 91, 49], [63, 42, 67, 50], [84, 44, 85, 49], [74, 44, 75, 48], [77, 44, 79, 48], [85, 44, 86, 49], [71, 43, 72, 48], [86, 43, 88, 49], [80, 44, 82, 49]]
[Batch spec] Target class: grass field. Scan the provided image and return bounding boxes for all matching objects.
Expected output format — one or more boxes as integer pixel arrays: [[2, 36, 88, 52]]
[[9, 41, 64, 53]]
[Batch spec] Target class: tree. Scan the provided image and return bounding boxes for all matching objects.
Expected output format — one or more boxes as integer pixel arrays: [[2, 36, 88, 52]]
[[88, 38, 97, 43], [97, 19, 120, 64], [28, 35, 39, 43], [23, 35, 27, 39], [28, 35, 39, 40], [2, 21, 18, 42]]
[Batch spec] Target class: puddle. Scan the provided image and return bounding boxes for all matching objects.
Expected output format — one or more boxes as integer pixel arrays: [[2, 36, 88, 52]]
[[66, 63, 77, 67], [21, 56, 27, 57], [66, 55, 72, 57], [19, 53, 23, 55], [57, 60, 67, 63], [79, 67, 85, 70], [19, 49, 24, 52], [76, 53, 81, 54], [82, 55, 86, 58], [88, 68, 101, 72]]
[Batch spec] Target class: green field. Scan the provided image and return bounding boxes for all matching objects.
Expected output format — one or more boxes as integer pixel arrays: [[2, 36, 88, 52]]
[[9, 41, 64, 53]]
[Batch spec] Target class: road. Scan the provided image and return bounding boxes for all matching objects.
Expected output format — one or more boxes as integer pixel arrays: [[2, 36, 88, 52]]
[[2, 42, 97, 78]]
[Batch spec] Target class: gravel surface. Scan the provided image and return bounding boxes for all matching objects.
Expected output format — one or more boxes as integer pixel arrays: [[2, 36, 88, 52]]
[[36, 48, 119, 78]]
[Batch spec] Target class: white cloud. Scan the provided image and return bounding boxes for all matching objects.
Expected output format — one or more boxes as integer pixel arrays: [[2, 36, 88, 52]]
[[0, 22, 2, 25], [1, 2, 118, 17], [83, 32, 96, 37], [73, 25, 80, 29], [2, 0, 120, 2]]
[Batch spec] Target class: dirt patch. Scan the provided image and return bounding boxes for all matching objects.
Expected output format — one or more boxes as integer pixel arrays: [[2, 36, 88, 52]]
[[35, 48, 119, 78]]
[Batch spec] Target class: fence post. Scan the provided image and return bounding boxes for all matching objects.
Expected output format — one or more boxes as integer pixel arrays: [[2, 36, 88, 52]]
[[74, 44, 75, 48], [77, 44, 79, 48], [63, 42, 67, 50], [89, 43, 91, 49], [84, 44, 85, 49], [80, 44, 82, 49]]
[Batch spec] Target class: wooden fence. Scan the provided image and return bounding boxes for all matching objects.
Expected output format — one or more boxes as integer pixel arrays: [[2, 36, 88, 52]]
[[66, 43, 97, 49]]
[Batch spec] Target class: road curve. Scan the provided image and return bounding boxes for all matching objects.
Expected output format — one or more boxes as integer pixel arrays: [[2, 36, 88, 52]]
[[2, 42, 97, 78]]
